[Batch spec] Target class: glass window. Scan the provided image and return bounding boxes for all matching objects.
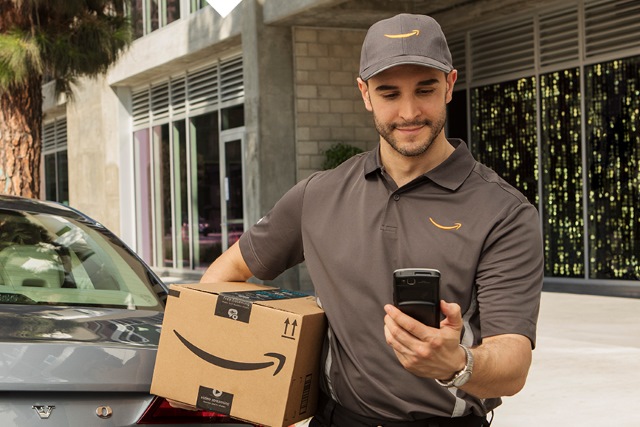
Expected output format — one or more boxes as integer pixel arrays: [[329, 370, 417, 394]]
[[44, 154, 58, 201], [57, 152, 69, 204], [42, 119, 69, 205], [540, 68, 584, 278], [447, 90, 467, 141], [471, 77, 539, 205], [149, 0, 159, 32], [585, 56, 640, 280], [128, 0, 183, 38], [225, 139, 243, 222], [43, 152, 68, 205], [191, 0, 207, 13], [129, 0, 144, 39], [224, 138, 244, 248], [222, 105, 245, 131], [166, 0, 181, 24], [0, 210, 163, 310], [131, 57, 245, 272], [192, 112, 221, 268]]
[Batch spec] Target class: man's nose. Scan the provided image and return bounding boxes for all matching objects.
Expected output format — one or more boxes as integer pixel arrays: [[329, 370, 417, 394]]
[[398, 97, 422, 121]]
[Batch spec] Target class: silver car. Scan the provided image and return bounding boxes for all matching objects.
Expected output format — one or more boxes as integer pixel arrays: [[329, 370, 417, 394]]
[[0, 195, 257, 426]]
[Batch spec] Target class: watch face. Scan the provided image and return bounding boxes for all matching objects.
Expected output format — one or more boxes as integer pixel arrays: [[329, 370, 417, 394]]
[[453, 371, 471, 387]]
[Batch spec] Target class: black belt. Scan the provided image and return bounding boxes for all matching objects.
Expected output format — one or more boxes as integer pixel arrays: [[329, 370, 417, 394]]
[[312, 392, 488, 427]]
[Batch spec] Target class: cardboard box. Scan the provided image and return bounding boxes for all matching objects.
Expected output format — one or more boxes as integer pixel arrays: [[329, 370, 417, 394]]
[[151, 282, 326, 427]]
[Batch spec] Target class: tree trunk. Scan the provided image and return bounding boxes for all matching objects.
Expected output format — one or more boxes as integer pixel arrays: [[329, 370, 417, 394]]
[[0, 75, 43, 198]]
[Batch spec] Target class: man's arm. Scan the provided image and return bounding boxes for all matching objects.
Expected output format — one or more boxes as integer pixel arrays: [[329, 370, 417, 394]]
[[383, 301, 532, 399], [200, 241, 253, 283]]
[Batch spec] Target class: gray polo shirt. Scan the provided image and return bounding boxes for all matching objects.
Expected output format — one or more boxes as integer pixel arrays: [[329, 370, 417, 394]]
[[239, 139, 544, 420]]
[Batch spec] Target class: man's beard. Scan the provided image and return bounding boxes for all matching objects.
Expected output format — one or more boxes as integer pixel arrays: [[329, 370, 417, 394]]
[[374, 114, 446, 157]]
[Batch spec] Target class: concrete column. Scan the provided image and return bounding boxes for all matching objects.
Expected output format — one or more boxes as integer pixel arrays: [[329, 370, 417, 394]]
[[242, 0, 300, 289], [66, 75, 122, 233]]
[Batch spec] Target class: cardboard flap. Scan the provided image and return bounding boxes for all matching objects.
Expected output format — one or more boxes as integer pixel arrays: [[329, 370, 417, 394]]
[[173, 282, 322, 315], [176, 281, 276, 294]]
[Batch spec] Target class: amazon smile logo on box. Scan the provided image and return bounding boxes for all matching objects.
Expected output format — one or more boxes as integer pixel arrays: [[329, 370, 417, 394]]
[[173, 329, 286, 375]]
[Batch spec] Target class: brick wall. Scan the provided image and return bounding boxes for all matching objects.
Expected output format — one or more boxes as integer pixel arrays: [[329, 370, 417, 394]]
[[293, 26, 379, 180]]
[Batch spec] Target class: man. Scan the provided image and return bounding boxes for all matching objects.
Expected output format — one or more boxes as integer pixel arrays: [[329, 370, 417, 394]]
[[201, 13, 543, 427]]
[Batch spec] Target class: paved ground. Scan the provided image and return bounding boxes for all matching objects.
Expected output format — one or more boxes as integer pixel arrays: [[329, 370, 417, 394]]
[[492, 291, 640, 427], [292, 291, 640, 427]]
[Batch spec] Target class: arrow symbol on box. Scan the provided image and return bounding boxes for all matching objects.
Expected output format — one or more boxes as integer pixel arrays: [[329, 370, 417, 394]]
[[206, 0, 242, 18], [174, 330, 286, 376], [283, 318, 298, 337]]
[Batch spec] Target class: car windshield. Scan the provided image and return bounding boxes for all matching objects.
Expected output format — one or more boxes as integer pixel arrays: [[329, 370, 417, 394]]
[[0, 209, 163, 310]]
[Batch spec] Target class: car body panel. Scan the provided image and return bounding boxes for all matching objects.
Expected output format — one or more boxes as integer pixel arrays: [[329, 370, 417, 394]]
[[0, 306, 161, 392], [2, 391, 157, 427]]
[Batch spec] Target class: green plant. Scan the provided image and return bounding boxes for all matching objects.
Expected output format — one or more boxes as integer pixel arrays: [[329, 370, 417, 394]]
[[322, 143, 364, 170]]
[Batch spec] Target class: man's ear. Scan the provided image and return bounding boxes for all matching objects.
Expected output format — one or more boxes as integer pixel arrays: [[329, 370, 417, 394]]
[[357, 77, 373, 112], [445, 70, 458, 104]]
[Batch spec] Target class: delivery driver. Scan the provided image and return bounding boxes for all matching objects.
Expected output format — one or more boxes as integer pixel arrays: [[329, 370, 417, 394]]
[[194, 13, 543, 427]]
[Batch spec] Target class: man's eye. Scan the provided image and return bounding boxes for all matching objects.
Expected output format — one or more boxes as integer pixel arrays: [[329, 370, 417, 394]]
[[381, 93, 399, 99], [418, 89, 435, 95]]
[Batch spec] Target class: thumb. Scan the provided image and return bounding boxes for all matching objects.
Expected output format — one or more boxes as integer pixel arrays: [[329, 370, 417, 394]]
[[440, 300, 463, 331]]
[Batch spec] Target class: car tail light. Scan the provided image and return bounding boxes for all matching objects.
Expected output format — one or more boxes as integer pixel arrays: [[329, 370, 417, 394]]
[[137, 396, 260, 425]]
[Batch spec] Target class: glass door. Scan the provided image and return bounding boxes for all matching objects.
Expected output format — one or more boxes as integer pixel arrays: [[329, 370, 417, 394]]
[[220, 129, 245, 251]]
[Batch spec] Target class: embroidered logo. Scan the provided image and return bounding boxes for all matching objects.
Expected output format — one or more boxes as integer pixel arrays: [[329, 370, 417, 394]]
[[429, 217, 462, 230], [384, 30, 420, 39]]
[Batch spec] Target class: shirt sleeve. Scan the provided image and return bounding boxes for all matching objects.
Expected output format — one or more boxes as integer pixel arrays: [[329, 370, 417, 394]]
[[475, 202, 544, 348], [238, 176, 311, 280]]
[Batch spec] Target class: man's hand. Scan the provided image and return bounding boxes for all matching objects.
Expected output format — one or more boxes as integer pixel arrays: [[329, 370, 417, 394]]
[[167, 399, 198, 411], [384, 300, 533, 398], [383, 300, 466, 380]]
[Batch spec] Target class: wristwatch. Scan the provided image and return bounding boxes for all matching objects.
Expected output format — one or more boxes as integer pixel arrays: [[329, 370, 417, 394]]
[[435, 344, 474, 388]]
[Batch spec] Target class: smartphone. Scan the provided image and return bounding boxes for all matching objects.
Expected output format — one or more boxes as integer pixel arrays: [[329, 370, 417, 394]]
[[393, 268, 441, 328]]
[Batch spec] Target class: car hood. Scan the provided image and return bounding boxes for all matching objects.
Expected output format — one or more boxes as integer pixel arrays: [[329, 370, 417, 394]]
[[0, 305, 163, 392]]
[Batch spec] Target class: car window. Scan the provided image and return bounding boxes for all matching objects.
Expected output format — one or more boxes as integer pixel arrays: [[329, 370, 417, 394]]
[[0, 210, 163, 310]]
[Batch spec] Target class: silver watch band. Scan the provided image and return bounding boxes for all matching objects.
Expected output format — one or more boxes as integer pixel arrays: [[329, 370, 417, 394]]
[[435, 344, 473, 388]]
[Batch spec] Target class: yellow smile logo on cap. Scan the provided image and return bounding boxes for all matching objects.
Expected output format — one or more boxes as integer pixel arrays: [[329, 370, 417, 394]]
[[384, 30, 420, 39], [429, 217, 462, 230]]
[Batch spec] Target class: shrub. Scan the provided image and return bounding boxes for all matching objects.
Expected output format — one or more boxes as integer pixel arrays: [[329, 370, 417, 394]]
[[322, 143, 364, 170]]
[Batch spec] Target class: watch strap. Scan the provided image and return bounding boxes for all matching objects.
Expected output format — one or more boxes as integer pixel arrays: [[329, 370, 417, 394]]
[[435, 344, 473, 388]]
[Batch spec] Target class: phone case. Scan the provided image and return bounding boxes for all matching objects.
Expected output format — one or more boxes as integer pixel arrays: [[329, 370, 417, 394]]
[[393, 268, 441, 328]]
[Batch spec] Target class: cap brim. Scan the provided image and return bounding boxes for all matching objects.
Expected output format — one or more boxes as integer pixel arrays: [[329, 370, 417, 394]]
[[360, 56, 452, 80]]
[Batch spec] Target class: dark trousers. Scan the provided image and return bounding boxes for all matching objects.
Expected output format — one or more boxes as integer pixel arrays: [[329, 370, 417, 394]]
[[310, 393, 489, 427]]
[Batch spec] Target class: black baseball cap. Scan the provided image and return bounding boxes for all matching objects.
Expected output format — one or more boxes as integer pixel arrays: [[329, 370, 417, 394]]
[[359, 13, 453, 81]]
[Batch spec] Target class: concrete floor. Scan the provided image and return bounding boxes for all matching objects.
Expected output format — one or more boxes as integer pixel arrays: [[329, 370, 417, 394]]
[[493, 291, 640, 427], [293, 291, 640, 427]]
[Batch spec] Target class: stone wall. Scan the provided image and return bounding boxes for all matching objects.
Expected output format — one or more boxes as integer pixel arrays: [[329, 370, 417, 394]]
[[293, 26, 378, 180]]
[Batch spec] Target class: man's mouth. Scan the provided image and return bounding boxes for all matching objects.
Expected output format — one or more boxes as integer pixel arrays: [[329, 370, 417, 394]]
[[393, 121, 431, 132], [396, 126, 424, 132]]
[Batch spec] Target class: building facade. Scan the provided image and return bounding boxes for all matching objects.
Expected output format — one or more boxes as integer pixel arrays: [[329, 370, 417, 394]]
[[42, 0, 640, 296]]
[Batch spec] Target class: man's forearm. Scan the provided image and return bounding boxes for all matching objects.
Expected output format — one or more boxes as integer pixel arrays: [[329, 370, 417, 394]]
[[459, 334, 532, 399], [200, 241, 253, 283]]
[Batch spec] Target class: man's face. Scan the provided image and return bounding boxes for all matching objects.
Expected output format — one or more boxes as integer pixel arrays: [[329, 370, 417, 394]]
[[358, 64, 457, 158]]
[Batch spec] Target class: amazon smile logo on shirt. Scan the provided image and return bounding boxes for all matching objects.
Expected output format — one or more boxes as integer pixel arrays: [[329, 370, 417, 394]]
[[429, 217, 462, 230], [384, 29, 420, 39]]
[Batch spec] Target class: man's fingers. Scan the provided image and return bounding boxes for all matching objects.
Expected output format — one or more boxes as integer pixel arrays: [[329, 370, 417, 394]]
[[439, 300, 463, 330], [167, 399, 198, 411], [384, 304, 435, 338]]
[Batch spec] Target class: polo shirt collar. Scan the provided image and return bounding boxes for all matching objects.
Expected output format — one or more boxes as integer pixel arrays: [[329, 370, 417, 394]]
[[363, 138, 475, 191]]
